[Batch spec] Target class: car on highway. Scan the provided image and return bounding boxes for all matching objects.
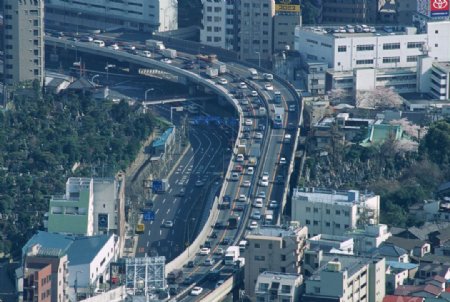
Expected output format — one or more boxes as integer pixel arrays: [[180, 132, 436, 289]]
[[218, 78, 228, 85], [275, 175, 285, 184], [215, 280, 225, 288], [163, 220, 174, 228], [204, 258, 215, 266], [240, 99, 249, 105], [177, 188, 186, 197], [287, 122, 296, 130], [234, 205, 245, 211], [108, 43, 119, 50], [251, 90, 258, 97], [279, 157, 287, 165], [199, 248, 211, 255], [215, 248, 224, 255], [230, 172, 240, 181], [161, 58, 172, 64], [254, 132, 263, 140], [264, 83, 274, 91], [123, 44, 136, 51], [234, 164, 243, 173], [186, 261, 195, 268], [195, 180, 204, 187], [184, 277, 194, 285], [236, 154, 244, 162], [251, 211, 262, 220], [249, 221, 259, 229], [245, 119, 253, 126], [253, 198, 264, 208], [263, 73, 274, 81], [258, 124, 266, 131], [191, 287, 203, 296], [214, 221, 227, 229], [239, 82, 248, 89], [210, 232, 218, 239], [269, 200, 279, 209], [259, 178, 269, 187], [238, 194, 247, 202], [242, 180, 251, 187], [257, 191, 266, 199], [247, 167, 254, 175], [139, 50, 152, 58], [80, 36, 94, 42], [220, 238, 231, 245]]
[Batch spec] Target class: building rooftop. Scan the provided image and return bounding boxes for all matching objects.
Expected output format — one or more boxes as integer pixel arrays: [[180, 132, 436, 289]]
[[293, 188, 376, 205], [386, 236, 428, 252], [249, 225, 303, 238], [298, 24, 420, 38], [386, 261, 418, 271], [383, 296, 424, 302], [373, 242, 408, 258], [433, 61, 450, 73], [258, 271, 301, 281]]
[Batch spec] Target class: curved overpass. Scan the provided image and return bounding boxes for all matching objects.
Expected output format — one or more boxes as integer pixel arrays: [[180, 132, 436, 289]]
[[45, 36, 303, 299]]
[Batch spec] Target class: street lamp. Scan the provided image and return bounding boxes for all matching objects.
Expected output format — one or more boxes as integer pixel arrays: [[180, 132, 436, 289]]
[[170, 106, 184, 124], [91, 74, 100, 86], [144, 88, 154, 101], [105, 63, 115, 83], [76, 12, 82, 36], [74, 270, 83, 301], [255, 51, 261, 68]]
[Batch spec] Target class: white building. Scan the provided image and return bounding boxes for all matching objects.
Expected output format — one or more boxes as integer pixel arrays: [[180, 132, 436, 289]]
[[255, 272, 303, 302], [45, 0, 177, 32], [303, 254, 386, 302], [200, 0, 238, 50], [430, 61, 450, 100], [294, 21, 450, 96], [291, 188, 380, 237], [244, 225, 308, 298], [346, 224, 392, 254]]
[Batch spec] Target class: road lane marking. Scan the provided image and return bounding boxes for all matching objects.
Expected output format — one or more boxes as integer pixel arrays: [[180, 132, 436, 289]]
[[162, 198, 166, 204], [160, 230, 162, 236], [155, 209, 159, 214], [148, 230, 151, 236], [147, 241, 149, 247], [167, 208, 171, 214]]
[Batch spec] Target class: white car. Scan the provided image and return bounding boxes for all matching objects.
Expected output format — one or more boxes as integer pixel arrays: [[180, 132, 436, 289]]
[[215, 248, 224, 255], [191, 287, 203, 296], [161, 58, 172, 64], [249, 221, 258, 229], [218, 78, 228, 85], [259, 179, 269, 187], [252, 211, 261, 220], [200, 248, 210, 255], [251, 90, 258, 97], [242, 180, 251, 187], [238, 194, 247, 202], [247, 167, 254, 175], [245, 119, 253, 126], [108, 44, 119, 50], [139, 50, 152, 57], [164, 220, 174, 228], [279, 157, 287, 164], [239, 82, 248, 89], [230, 172, 240, 181], [240, 99, 249, 105], [254, 132, 263, 140], [203, 258, 215, 266], [269, 200, 279, 209], [236, 154, 244, 162], [253, 198, 263, 208], [264, 83, 273, 91]]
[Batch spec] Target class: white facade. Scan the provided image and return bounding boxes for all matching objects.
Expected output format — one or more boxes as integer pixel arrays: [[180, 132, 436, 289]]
[[255, 272, 303, 302], [430, 61, 450, 100], [45, 0, 177, 32], [292, 188, 380, 237], [200, 0, 237, 50], [93, 178, 120, 235], [303, 255, 385, 302], [295, 21, 450, 95], [346, 224, 392, 254]]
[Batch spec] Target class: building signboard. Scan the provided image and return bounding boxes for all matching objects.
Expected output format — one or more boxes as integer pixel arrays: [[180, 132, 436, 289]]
[[275, 0, 301, 13], [430, 0, 449, 17]]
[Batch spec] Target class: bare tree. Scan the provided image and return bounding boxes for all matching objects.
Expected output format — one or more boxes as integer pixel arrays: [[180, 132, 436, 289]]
[[356, 87, 403, 109]]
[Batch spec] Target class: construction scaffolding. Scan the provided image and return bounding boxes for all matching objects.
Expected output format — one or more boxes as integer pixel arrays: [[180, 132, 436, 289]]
[[125, 257, 166, 296]]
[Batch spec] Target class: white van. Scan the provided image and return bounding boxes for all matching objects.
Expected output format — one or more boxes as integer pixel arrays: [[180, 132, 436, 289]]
[[93, 40, 105, 47], [263, 73, 274, 81], [236, 154, 244, 162], [238, 240, 248, 251]]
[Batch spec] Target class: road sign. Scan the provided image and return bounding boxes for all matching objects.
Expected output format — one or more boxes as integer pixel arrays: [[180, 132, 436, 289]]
[[143, 210, 155, 221], [152, 180, 163, 193]]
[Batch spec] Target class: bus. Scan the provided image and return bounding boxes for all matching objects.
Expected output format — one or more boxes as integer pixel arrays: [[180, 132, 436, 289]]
[[273, 106, 284, 129], [248, 68, 258, 80]]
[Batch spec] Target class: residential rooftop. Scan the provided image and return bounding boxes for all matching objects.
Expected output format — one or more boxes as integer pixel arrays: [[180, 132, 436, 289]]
[[293, 188, 376, 205], [298, 24, 421, 38], [249, 225, 303, 238]]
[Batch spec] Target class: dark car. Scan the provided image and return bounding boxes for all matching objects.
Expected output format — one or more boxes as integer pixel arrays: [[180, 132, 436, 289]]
[[183, 276, 194, 285], [214, 221, 226, 229], [220, 238, 231, 245], [186, 260, 195, 268], [210, 232, 218, 239], [234, 205, 245, 212]]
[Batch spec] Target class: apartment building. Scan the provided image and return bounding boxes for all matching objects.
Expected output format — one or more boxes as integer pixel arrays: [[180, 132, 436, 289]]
[[346, 224, 392, 254], [273, 0, 301, 53], [3, 0, 44, 87], [200, 0, 239, 50], [45, 0, 177, 32], [303, 254, 386, 302], [292, 188, 380, 237], [430, 61, 450, 100], [255, 272, 303, 302], [20, 243, 69, 302], [294, 21, 450, 96], [244, 225, 308, 298], [320, 0, 378, 24], [239, 0, 275, 64]]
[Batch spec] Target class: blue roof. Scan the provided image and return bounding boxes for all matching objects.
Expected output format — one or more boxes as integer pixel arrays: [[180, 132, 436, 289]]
[[386, 261, 418, 270], [152, 127, 174, 148], [22, 231, 112, 265]]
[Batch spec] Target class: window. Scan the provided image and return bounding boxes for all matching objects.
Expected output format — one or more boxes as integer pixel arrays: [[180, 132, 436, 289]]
[[326, 222, 331, 227], [254, 255, 265, 261], [255, 243, 260, 248], [326, 209, 330, 214], [435, 43, 439, 47], [306, 207, 311, 213], [313, 220, 318, 226], [383, 43, 400, 50], [313, 208, 318, 213], [338, 45, 347, 52], [314, 286, 320, 293], [335, 210, 341, 215], [344, 211, 350, 217], [356, 44, 374, 51], [356, 59, 374, 65], [306, 39, 318, 45], [336, 223, 341, 228], [383, 56, 400, 63], [407, 56, 418, 62], [306, 219, 311, 225], [259, 283, 269, 291], [281, 255, 286, 261], [407, 42, 423, 48], [281, 285, 291, 294]]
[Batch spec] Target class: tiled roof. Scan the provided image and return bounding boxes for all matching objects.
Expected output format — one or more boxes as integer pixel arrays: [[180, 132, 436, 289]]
[[383, 295, 424, 302]]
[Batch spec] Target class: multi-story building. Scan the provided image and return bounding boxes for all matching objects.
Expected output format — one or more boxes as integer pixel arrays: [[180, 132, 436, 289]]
[[294, 21, 450, 96], [273, 0, 301, 53], [200, 0, 239, 50], [239, 0, 275, 64], [48, 178, 95, 236], [430, 61, 450, 100], [3, 0, 44, 87], [346, 224, 392, 254], [320, 0, 378, 24], [254, 272, 303, 302], [44, 0, 177, 33], [292, 188, 380, 237], [303, 254, 386, 302], [20, 243, 69, 302], [244, 225, 308, 298]]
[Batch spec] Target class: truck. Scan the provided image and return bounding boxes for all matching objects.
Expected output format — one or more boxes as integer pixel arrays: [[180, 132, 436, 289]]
[[228, 215, 240, 229], [258, 107, 267, 117], [273, 106, 285, 129], [221, 195, 231, 209], [237, 144, 247, 155], [161, 48, 177, 59], [197, 54, 218, 63], [248, 68, 258, 80], [211, 61, 227, 74], [206, 67, 219, 79], [145, 39, 165, 51], [224, 246, 240, 265], [264, 210, 274, 223], [247, 144, 261, 167], [152, 179, 170, 193], [273, 91, 282, 104], [167, 269, 183, 284]]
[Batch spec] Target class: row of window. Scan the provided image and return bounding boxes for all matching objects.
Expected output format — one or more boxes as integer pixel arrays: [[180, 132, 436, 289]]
[[305, 220, 350, 229], [305, 207, 350, 216], [355, 56, 418, 65], [337, 41, 425, 52]]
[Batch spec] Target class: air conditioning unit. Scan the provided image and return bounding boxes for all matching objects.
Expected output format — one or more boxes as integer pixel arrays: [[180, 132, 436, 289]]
[[327, 261, 342, 272]]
